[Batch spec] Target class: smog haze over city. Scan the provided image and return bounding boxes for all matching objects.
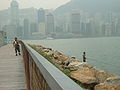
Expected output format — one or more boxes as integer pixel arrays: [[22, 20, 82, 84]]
[[0, 0, 70, 10], [0, 0, 120, 41]]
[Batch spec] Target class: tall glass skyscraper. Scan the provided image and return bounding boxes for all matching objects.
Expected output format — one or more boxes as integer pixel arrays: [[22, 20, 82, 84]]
[[46, 13, 54, 34], [38, 8, 45, 23], [10, 0, 19, 25], [71, 13, 80, 34]]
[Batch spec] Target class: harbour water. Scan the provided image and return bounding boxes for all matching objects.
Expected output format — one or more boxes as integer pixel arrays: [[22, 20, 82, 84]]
[[25, 37, 120, 75]]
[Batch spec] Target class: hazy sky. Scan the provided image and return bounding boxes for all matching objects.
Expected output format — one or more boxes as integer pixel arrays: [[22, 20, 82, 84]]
[[0, 0, 70, 10]]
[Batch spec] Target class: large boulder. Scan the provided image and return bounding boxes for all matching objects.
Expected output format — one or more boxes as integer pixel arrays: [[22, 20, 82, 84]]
[[35, 45, 42, 49], [42, 49, 49, 53], [94, 69, 113, 83], [53, 54, 59, 59], [69, 57, 81, 63], [33, 45, 42, 47], [70, 67, 98, 84], [67, 62, 88, 70], [57, 55, 69, 62], [53, 51, 63, 59], [105, 76, 120, 86], [94, 76, 120, 90], [46, 50, 54, 56], [95, 83, 120, 90], [53, 50, 62, 56]]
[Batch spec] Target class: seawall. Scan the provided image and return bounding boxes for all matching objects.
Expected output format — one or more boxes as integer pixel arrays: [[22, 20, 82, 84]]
[[30, 44, 120, 90]]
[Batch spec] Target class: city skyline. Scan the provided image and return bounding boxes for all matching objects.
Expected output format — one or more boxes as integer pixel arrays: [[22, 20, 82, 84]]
[[0, 0, 70, 10], [0, 0, 120, 41]]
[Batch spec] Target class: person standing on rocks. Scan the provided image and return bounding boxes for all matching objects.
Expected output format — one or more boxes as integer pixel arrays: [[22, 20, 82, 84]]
[[83, 52, 86, 62]]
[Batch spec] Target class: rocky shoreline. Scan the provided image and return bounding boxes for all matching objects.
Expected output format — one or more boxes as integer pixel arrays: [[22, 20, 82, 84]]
[[30, 44, 120, 90]]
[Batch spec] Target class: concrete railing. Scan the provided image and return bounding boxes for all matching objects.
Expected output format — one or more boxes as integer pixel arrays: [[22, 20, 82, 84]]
[[21, 41, 83, 90]]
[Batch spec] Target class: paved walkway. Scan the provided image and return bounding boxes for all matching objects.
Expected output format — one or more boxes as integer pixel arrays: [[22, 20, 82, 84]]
[[0, 44, 27, 90]]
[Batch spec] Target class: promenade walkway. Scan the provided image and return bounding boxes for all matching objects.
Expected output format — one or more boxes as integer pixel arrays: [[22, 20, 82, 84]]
[[0, 44, 27, 90]]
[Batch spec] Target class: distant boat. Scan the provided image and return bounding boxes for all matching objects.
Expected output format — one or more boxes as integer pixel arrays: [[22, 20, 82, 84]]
[[46, 37, 54, 40]]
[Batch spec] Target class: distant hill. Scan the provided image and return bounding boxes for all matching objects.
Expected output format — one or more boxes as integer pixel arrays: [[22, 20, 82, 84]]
[[54, 0, 120, 14]]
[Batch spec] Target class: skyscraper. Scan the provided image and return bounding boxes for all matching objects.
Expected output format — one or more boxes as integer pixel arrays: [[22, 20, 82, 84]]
[[23, 19, 30, 39], [116, 18, 120, 35], [105, 23, 112, 36], [46, 13, 54, 34], [85, 21, 93, 36], [38, 8, 46, 35], [101, 23, 106, 36], [81, 22, 86, 36], [5, 25, 17, 42], [6, 0, 20, 42], [10, 0, 19, 25], [30, 23, 38, 35], [0, 31, 6, 46], [71, 13, 80, 34], [38, 8, 45, 23]]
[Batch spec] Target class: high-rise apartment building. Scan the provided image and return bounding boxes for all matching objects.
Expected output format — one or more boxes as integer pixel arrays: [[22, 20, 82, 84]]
[[10, 0, 19, 25], [46, 13, 54, 34], [71, 13, 80, 34], [23, 19, 30, 39], [6, 0, 20, 41], [38, 8, 46, 35], [116, 18, 120, 35]]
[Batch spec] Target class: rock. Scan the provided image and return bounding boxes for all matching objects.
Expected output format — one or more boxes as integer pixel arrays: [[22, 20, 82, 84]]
[[69, 62, 87, 66], [53, 55, 58, 59], [46, 51, 54, 56], [47, 48, 52, 51], [41, 47, 46, 49], [67, 62, 88, 70], [70, 67, 98, 84], [94, 76, 120, 90], [36, 47, 40, 50], [35, 45, 42, 49], [53, 50, 62, 56], [70, 58, 81, 63], [57, 55, 69, 62], [94, 83, 120, 90], [61, 57, 80, 66], [52, 51, 63, 60], [105, 76, 120, 86], [94, 69, 113, 83], [42, 49, 49, 53], [33, 45, 41, 47]]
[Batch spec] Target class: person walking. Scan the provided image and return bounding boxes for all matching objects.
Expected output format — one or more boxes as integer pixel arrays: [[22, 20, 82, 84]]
[[13, 37, 21, 56], [83, 52, 86, 62]]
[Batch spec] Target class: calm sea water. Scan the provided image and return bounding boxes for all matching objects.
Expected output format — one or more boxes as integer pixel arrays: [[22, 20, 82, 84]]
[[25, 37, 120, 75]]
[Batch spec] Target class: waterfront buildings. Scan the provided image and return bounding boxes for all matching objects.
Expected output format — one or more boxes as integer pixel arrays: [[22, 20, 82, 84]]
[[46, 13, 55, 35], [85, 20, 93, 36], [10, 0, 19, 25], [0, 31, 4, 46], [30, 23, 38, 35], [0, 0, 120, 40], [23, 19, 30, 39], [71, 13, 80, 34], [0, 0, 38, 40], [38, 8, 46, 35], [5, 0, 20, 42], [0, 31, 6, 46], [116, 18, 120, 35]]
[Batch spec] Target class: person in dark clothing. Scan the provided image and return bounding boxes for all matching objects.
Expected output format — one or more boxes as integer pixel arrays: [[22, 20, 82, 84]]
[[13, 37, 21, 56], [83, 52, 86, 62]]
